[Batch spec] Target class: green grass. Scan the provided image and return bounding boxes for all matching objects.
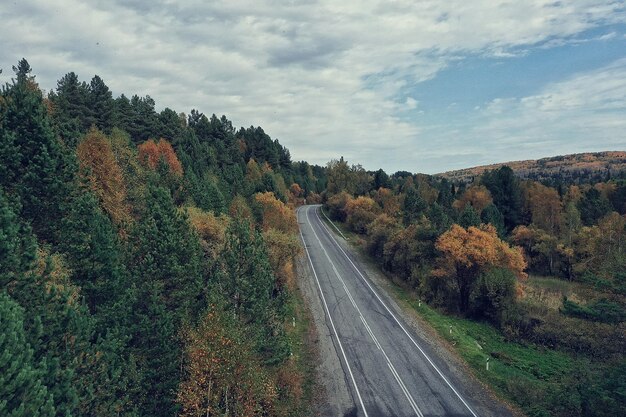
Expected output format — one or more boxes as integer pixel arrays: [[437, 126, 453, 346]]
[[282, 273, 317, 416], [386, 284, 588, 416], [527, 275, 577, 293]]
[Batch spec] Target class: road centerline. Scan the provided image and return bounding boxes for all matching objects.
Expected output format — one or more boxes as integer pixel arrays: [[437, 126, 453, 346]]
[[304, 205, 424, 417], [297, 206, 369, 417]]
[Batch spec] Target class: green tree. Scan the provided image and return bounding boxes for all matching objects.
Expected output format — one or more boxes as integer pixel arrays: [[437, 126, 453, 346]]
[[481, 166, 524, 232], [470, 268, 517, 325], [129, 185, 203, 318], [130, 282, 180, 417], [578, 188, 612, 226], [0, 293, 55, 417], [49, 71, 91, 145], [0, 59, 76, 243], [59, 191, 128, 321], [403, 186, 427, 225], [221, 217, 289, 365], [458, 204, 481, 228], [88, 75, 114, 133], [481, 203, 505, 237]]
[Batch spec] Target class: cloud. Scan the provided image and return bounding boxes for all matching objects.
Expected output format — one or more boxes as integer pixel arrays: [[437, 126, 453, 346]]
[[1, 0, 625, 174]]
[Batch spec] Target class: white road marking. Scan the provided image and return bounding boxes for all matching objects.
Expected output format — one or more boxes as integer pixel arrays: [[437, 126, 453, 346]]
[[320, 206, 349, 240], [304, 206, 424, 417], [312, 206, 480, 417], [297, 206, 369, 417]]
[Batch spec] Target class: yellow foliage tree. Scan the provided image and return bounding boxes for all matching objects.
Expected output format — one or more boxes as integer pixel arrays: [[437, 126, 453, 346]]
[[344, 196, 381, 234], [185, 207, 229, 259], [453, 185, 493, 215], [435, 224, 527, 313], [177, 308, 276, 417], [262, 228, 302, 290], [374, 187, 401, 217], [524, 181, 562, 234], [254, 192, 298, 234], [76, 127, 129, 224]]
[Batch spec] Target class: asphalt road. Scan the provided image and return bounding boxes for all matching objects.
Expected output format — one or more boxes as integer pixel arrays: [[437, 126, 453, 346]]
[[297, 204, 498, 417]]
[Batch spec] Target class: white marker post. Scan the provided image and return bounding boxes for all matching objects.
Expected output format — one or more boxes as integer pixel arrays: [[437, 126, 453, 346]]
[[486, 357, 490, 371]]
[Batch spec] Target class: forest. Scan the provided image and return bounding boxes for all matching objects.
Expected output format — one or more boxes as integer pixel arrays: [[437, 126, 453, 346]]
[[2, 57, 624, 417], [0, 59, 327, 416], [322, 156, 625, 417]]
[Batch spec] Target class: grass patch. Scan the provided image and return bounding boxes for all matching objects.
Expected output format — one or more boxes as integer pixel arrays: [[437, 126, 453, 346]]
[[386, 284, 590, 416], [280, 271, 317, 416]]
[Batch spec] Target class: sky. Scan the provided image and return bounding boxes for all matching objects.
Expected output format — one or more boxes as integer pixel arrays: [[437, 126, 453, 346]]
[[1, 0, 625, 174]]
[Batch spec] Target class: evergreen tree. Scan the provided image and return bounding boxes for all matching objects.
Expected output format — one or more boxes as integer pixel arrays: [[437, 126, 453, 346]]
[[130, 185, 203, 318], [427, 203, 452, 235], [0, 59, 76, 243], [403, 186, 427, 225], [88, 75, 114, 133], [0, 293, 55, 417], [458, 204, 481, 228], [221, 217, 290, 365], [113, 94, 133, 133], [130, 282, 180, 417], [49, 71, 94, 145], [59, 191, 127, 320], [436, 178, 455, 209], [127, 95, 158, 144], [481, 166, 523, 232], [481, 203, 506, 237], [578, 187, 613, 226], [374, 168, 391, 189], [158, 107, 184, 143]]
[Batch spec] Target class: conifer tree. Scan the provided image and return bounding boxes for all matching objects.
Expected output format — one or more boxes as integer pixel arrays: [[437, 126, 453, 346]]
[[88, 75, 114, 133], [221, 217, 290, 365], [458, 204, 482, 228], [0, 293, 55, 417], [0, 59, 76, 243], [129, 185, 203, 317]]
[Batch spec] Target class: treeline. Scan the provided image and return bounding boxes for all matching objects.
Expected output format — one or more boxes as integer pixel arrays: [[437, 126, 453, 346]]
[[0, 59, 321, 416], [322, 156, 625, 416]]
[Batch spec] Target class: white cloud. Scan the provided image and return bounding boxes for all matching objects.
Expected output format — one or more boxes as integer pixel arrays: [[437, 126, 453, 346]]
[[1, 0, 625, 173]]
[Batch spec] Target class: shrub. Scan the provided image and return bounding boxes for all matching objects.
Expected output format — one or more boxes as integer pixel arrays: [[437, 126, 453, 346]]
[[471, 268, 517, 325]]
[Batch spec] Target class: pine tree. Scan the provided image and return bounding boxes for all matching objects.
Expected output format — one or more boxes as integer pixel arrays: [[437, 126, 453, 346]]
[[0, 293, 55, 417], [458, 204, 481, 228], [49, 71, 92, 145], [59, 191, 126, 317], [403, 186, 427, 225], [130, 282, 180, 417], [481, 166, 523, 232], [481, 203, 506, 237], [129, 185, 203, 318], [0, 59, 76, 243], [88, 75, 114, 133], [221, 217, 290, 365]]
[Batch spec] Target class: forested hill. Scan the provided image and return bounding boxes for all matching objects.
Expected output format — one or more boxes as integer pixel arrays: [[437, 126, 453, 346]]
[[437, 151, 626, 185], [0, 59, 326, 416]]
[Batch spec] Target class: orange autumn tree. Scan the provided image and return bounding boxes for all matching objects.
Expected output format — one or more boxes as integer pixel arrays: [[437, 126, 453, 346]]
[[254, 192, 298, 234], [137, 138, 183, 176], [177, 308, 276, 417], [344, 196, 381, 233], [435, 224, 527, 313], [453, 184, 493, 215], [76, 127, 129, 224]]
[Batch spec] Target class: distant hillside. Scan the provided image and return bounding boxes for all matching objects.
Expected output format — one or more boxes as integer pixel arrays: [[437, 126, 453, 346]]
[[437, 151, 626, 184]]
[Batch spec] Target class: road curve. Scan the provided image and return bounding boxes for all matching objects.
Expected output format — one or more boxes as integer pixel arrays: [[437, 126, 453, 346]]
[[297, 204, 508, 417]]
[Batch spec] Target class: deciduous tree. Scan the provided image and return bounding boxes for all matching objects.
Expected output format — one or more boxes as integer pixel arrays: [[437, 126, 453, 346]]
[[435, 224, 527, 313]]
